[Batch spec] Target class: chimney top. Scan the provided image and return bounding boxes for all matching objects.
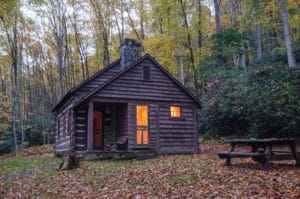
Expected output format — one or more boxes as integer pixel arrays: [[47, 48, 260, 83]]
[[120, 38, 143, 70]]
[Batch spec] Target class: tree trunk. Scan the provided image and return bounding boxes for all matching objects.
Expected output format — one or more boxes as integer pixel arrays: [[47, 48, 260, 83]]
[[280, 0, 296, 67], [176, 49, 184, 85], [4, 13, 21, 152], [213, 0, 221, 33], [236, 0, 246, 69], [228, 0, 235, 28], [255, 23, 262, 62], [179, 0, 198, 94], [56, 15, 64, 100], [58, 153, 80, 170], [123, 1, 141, 41], [139, 0, 145, 40], [197, 0, 202, 48]]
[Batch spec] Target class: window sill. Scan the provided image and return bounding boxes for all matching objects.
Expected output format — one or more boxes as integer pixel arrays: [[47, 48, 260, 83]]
[[132, 145, 150, 149], [169, 117, 185, 121]]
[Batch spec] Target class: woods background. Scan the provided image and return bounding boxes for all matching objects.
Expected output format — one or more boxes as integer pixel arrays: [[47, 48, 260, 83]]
[[0, 0, 299, 153]]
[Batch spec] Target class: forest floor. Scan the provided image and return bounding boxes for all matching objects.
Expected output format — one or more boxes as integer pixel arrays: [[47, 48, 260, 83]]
[[0, 143, 299, 198]]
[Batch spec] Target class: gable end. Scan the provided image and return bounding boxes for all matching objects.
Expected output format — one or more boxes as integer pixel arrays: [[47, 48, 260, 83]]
[[74, 54, 201, 108]]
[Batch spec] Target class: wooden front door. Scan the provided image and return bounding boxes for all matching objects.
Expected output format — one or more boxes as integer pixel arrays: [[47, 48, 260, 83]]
[[136, 105, 149, 145], [93, 111, 103, 149]]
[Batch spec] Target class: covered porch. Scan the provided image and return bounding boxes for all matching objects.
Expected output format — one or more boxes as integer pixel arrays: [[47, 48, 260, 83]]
[[74, 100, 156, 160], [85, 101, 128, 152]]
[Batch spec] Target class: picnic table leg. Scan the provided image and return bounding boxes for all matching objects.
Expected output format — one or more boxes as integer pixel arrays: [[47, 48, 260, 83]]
[[225, 143, 235, 166], [289, 142, 300, 167]]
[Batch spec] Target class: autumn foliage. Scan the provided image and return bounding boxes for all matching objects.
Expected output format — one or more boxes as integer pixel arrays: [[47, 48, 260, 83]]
[[0, 143, 299, 198]]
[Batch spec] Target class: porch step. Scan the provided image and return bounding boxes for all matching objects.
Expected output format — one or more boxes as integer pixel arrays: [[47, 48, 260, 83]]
[[133, 150, 158, 160], [77, 150, 157, 161]]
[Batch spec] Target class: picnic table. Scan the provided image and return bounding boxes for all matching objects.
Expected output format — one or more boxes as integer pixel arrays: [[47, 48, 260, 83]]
[[217, 138, 300, 169]]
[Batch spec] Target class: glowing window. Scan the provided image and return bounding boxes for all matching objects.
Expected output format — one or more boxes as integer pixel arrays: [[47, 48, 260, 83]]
[[136, 106, 148, 126], [170, 106, 181, 118]]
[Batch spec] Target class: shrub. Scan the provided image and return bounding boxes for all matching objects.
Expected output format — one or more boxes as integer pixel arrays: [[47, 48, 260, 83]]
[[200, 64, 300, 138]]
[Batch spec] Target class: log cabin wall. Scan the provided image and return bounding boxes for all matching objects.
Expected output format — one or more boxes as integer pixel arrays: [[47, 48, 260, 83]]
[[74, 107, 87, 151], [55, 104, 73, 154], [126, 101, 197, 153], [158, 105, 198, 154], [116, 103, 128, 136]]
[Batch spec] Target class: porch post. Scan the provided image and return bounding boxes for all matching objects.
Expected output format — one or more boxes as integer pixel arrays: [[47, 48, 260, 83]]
[[87, 100, 93, 150]]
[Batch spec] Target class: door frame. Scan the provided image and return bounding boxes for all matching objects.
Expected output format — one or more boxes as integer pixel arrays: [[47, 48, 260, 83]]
[[135, 105, 149, 146]]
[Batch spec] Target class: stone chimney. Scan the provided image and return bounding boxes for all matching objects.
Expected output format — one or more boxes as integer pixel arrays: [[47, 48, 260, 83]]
[[120, 38, 143, 70]]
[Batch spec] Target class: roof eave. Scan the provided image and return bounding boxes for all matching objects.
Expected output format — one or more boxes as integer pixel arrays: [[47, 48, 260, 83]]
[[52, 59, 120, 113]]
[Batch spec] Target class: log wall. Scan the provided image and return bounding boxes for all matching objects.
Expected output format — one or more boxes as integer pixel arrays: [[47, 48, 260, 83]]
[[55, 104, 73, 154]]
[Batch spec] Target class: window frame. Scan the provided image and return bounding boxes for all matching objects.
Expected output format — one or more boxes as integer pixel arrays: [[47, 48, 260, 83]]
[[170, 106, 182, 119], [136, 105, 149, 146], [142, 65, 150, 81]]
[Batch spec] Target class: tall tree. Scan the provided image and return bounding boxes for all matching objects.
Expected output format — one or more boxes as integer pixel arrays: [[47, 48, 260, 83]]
[[280, 0, 296, 67], [179, 0, 198, 93], [89, 0, 111, 66], [47, 0, 67, 99], [213, 0, 221, 33], [0, 0, 24, 151]]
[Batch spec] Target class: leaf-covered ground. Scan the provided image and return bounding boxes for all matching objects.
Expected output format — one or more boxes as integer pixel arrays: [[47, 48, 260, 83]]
[[0, 145, 60, 178], [0, 143, 299, 198]]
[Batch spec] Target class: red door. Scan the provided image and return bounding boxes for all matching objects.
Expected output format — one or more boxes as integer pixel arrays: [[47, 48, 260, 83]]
[[93, 111, 103, 148]]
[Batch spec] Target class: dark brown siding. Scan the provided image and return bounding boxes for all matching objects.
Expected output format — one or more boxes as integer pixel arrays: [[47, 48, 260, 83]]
[[149, 104, 159, 151], [116, 104, 128, 136], [158, 105, 197, 154], [75, 63, 121, 98], [94, 59, 195, 103], [74, 107, 87, 151], [55, 105, 72, 153], [127, 103, 135, 148], [126, 101, 197, 153]]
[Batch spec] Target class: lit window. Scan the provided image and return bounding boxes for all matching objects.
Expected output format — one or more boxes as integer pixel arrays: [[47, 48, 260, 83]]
[[170, 106, 181, 118]]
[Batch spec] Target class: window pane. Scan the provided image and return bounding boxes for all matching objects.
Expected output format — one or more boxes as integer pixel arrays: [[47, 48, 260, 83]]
[[143, 66, 150, 80], [136, 106, 148, 126], [143, 130, 148, 144], [136, 130, 142, 144], [170, 106, 181, 117]]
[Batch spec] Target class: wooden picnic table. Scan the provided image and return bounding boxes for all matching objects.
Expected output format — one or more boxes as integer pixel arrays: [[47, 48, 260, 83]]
[[217, 138, 300, 169]]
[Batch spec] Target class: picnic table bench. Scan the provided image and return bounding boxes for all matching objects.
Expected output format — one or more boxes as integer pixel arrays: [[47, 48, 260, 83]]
[[217, 138, 300, 169]]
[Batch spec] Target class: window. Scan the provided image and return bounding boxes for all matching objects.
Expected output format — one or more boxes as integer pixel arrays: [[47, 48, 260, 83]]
[[136, 105, 149, 145], [170, 106, 181, 118], [143, 66, 150, 80]]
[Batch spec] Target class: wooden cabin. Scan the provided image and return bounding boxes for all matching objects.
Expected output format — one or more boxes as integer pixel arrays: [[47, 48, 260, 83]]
[[52, 38, 200, 158]]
